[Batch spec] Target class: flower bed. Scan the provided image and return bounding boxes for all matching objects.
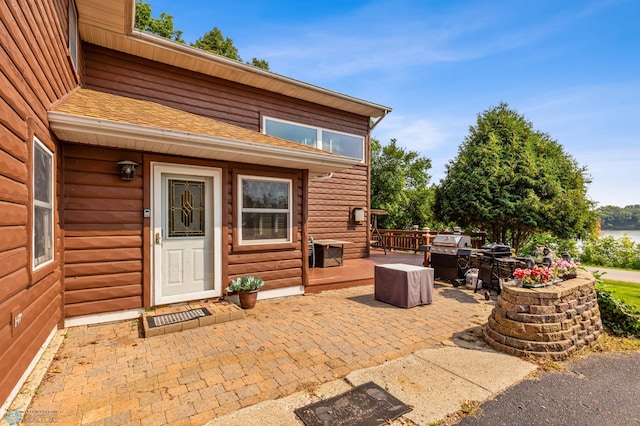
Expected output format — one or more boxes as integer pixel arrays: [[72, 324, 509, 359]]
[[513, 260, 579, 288]]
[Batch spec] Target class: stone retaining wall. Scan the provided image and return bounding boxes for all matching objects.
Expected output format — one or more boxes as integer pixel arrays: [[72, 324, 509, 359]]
[[484, 270, 602, 360]]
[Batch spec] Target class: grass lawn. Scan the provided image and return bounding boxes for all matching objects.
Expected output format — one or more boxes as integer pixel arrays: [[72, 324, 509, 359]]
[[599, 279, 640, 309]]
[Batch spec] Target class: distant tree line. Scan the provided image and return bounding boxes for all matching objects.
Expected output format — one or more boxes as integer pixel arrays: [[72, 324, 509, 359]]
[[597, 205, 640, 230], [134, 0, 270, 70]]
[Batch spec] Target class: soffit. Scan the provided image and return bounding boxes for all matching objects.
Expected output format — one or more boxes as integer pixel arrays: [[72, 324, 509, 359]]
[[48, 89, 359, 176], [75, 0, 391, 119]]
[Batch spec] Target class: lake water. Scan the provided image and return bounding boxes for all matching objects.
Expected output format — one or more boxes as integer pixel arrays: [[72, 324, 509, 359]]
[[600, 230, 640, 243]]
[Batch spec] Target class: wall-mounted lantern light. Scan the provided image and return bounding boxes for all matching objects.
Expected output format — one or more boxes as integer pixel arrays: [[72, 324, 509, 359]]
[[117, 161, 138, 181], [353, 207, 365, 223]]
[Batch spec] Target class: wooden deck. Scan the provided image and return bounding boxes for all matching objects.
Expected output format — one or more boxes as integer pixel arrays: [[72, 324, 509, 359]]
[[307, 249, 427, 293]]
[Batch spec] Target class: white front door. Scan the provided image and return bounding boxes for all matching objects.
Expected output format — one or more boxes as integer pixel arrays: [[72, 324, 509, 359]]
[[153, 164, 222, 305]]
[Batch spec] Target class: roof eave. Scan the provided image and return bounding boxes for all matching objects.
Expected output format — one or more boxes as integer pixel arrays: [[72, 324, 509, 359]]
[[48, 111, 359, 176]]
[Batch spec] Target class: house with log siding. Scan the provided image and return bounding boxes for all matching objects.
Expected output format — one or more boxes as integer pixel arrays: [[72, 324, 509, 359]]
[[0, 0, 390, 410]]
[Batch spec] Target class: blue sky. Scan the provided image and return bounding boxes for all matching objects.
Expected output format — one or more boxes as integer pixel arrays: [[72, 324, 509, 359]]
[[144, 0, 639, 208]]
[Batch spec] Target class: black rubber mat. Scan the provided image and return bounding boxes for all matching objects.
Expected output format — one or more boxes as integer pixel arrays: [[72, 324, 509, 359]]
[[146, 307, 211, 328], [295, 381, 412, 426]]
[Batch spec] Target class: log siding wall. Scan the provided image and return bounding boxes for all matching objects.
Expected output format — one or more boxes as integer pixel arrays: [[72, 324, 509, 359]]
[[0, 0, 78, 406], [61, 147, 306, 314], [83, 44, 371, 260], [62, 145, 144, 317]]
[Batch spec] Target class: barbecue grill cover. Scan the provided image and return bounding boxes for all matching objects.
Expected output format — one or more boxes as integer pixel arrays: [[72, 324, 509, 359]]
[[481, 243, 511, 253]]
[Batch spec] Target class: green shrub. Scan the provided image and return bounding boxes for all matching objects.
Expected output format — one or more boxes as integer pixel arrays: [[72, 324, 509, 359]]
[[580, 234, 640, 270], [517, 233, 578, 259], [596, 284, 640, 337]]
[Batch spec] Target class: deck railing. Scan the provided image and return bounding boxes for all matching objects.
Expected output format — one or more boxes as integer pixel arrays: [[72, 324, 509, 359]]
[[371, 229, 487, 252]]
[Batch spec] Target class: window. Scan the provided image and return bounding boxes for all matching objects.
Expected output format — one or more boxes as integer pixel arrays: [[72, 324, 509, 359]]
[[238, 175, 292, 245], [69, 0, 78, 70], [264, 117, 365, 161], [33, 137, 54, 269]]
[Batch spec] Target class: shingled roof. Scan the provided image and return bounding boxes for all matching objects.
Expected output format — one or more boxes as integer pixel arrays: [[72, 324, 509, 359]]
[[48, 89, 359, 175]]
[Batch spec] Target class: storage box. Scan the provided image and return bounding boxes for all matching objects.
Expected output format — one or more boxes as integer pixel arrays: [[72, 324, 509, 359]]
[[315, 244, 343, 268]]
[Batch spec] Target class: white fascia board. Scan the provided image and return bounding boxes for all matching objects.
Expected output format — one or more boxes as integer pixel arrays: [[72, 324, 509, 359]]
[[48, 112, 358, 173]]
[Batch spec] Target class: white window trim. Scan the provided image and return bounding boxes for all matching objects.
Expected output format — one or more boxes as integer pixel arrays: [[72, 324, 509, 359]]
[[263, 116, 365, 162], [69, 0, 78, 70], [33, 137, 54, 270], [237, 174, 292, 245]]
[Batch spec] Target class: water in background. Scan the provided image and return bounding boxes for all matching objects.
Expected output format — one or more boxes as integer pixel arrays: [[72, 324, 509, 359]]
[[600, 230, 640, 244]]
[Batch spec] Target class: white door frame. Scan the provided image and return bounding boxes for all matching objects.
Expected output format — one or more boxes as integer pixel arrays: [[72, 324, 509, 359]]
[[151, 163, 222, 305]]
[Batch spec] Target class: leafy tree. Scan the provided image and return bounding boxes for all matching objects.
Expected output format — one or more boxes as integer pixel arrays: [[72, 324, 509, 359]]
[[434, 102, 597, 252], [192, 27, 242, 61], [135, 0, 184, 43], [134, 1, 270, 70], [370, 138, 433, 229], [581, 234, 640, 269], [248, 57, 270, 70]]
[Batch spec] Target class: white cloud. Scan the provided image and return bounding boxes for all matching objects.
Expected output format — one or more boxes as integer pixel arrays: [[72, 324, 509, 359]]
[[373, 116, 450, 154]]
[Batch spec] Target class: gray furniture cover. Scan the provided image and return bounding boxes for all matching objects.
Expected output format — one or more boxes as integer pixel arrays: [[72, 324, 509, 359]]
[[374, 263, 434, 308]]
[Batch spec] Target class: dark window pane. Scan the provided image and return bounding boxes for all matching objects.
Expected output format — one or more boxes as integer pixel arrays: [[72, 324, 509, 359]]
[[242, 180, 289, 209], [265, 119, 316, 147], [34, 145, 51, 203], [34, 206, 52, 266], [322, 130, 364, 160], [242, 213, 289, 240]]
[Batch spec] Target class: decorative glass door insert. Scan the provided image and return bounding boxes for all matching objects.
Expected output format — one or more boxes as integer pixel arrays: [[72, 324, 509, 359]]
[[168, 180, 205, 237]]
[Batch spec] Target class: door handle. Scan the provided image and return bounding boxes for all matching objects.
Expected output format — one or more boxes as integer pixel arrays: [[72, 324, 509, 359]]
[[155, 232, 161, 244]]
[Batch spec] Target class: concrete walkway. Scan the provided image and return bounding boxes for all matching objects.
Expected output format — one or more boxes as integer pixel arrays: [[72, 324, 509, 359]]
[[583, 266, 640, 283], [10, 283, 538, 425]]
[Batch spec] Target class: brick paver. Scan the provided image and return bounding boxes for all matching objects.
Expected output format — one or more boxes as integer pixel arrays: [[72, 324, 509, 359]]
[[26, 281, 494, 425]]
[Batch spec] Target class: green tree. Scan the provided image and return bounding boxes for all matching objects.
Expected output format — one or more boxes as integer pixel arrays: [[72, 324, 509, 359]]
[[134, 1, 269, 70], [135, 0, 184, 43], [192, 28, 271, 70], [434, 102, 597, 252], [192, 27, 242, 61], [248, 57, 270, 70], [370, 138, 433, 229]]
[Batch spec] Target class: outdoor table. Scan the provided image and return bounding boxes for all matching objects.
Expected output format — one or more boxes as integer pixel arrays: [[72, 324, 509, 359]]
[[374, 263, 434, 308]]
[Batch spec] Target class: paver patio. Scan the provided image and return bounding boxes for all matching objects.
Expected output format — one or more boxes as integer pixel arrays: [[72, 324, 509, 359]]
[[23, 260, 495, 425]]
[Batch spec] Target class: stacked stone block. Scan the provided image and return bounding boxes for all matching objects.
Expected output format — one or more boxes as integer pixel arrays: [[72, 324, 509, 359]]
[[484, 271, 602, 360]]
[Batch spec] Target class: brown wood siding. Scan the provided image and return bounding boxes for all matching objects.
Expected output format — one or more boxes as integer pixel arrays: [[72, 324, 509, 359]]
[[0, 0, 78, 407], [308, 165, 369, 259], [62, 144, 144, 317], [82, 44, 373, 261], [83, 44, 368, 136], [62, 147, 305, 307]]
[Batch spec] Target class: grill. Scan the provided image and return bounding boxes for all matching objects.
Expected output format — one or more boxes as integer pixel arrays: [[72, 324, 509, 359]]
[[477, 243, 519, 293], [478, 242, 511, 258], [429, 234, 473, 281]]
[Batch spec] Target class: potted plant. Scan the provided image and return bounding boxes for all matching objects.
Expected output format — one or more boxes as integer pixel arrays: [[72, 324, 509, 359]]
[[513, 265, 555, 288], [552, 259, 579, 280], [226, 276, 265, 309]]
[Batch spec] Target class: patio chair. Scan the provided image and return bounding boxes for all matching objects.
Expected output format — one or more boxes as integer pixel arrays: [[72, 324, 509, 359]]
[[308, 236, 315, 269]]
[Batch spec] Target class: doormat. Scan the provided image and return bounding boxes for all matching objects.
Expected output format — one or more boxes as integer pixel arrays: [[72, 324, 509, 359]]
[[146, 307, 211, 328], [294, 381, 412, 426]]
